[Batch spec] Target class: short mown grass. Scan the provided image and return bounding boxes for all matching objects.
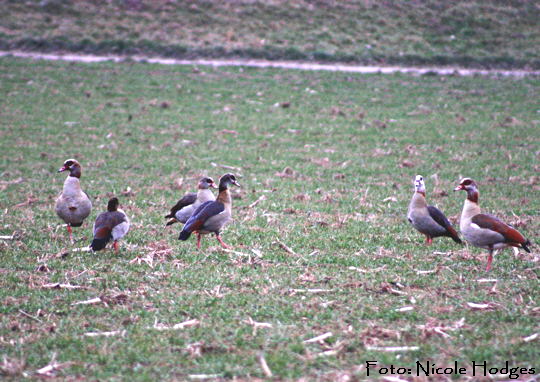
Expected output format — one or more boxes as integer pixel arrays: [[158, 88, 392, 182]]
[[0, 56, 538, 380]]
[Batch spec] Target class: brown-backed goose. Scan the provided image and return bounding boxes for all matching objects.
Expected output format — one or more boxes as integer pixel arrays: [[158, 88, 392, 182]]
[[165, 177, 217, 226], [407, 175, 461, 245], [90, 197, 130, 252], [455, 178, 531, 271], [179, 173, 240, 249], [55, 159, 92, 242]]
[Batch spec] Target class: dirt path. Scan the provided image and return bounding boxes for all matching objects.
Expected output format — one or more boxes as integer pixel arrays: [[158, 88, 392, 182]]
[[1, 50, 539, 77]]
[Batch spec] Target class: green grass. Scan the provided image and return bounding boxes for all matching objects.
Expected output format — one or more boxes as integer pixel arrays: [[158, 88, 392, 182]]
[[0, 56, 539, 380], [0, 0, 539, 69]]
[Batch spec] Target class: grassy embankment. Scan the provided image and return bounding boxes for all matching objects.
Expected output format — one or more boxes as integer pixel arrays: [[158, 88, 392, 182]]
[[0, 0, 539, 68]]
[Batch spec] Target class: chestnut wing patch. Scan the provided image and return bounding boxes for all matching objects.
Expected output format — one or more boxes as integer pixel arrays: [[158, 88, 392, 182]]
[[94, 226, 112, 240], [93, 212, 127, 237], [471, 214, 526, 244]]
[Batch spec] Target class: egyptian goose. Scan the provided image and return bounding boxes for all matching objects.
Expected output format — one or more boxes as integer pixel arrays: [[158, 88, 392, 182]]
[[455, 178, 531, 271], [55, 159, 92, 242], [179, 173, 240, 249], [165, 177, 217, 226], [90, 197, 130, 252], [407, 175, 461, 245]]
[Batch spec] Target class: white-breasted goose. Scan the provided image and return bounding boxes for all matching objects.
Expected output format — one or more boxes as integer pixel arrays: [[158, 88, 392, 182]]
[[55, 159, 92, 243], [455, 178, 531, 271], [165, 177, 217, 226], [90, 197, 130, 252], [179, 173, 240, 249], [407, 175, 461, 245]]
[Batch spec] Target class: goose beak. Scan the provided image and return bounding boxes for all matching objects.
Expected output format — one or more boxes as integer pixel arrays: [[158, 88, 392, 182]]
[[454, 185, 463, 191], [232, 180, 240, 187], [210, 182, 218, 189], [58, 166, 68, 172]]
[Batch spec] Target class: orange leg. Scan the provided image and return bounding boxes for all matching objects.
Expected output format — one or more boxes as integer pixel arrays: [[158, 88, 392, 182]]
[[113, 241, 119, 253], [215, 233, 230, 249], [67, 225, 73, 243], [425, 236, 432, 245], [485, 249, 493, 272], [196, 233, 202, 250]]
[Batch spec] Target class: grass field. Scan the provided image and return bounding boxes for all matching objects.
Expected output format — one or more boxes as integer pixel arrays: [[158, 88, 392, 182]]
[[1, 0, 539, 69], [0, 56, 539, 380]]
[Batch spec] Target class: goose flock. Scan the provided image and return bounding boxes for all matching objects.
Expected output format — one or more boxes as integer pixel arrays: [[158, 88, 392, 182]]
[[408, 176, 531, 271], [55, 158, 531, 271]]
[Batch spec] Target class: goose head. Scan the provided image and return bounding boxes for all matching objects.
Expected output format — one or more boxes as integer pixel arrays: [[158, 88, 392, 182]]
[[219, 173, 240, 190], [107, 197, 119, 212], [58, 159, 82, 178], [413, 175, 426, 195], [198, 177, 218, 189], [454, 178, 479, 203], [454, 178, 478, 192]]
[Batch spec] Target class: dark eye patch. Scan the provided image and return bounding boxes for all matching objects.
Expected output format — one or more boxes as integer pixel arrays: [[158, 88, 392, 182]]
[[462, 179, 472, 185]]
